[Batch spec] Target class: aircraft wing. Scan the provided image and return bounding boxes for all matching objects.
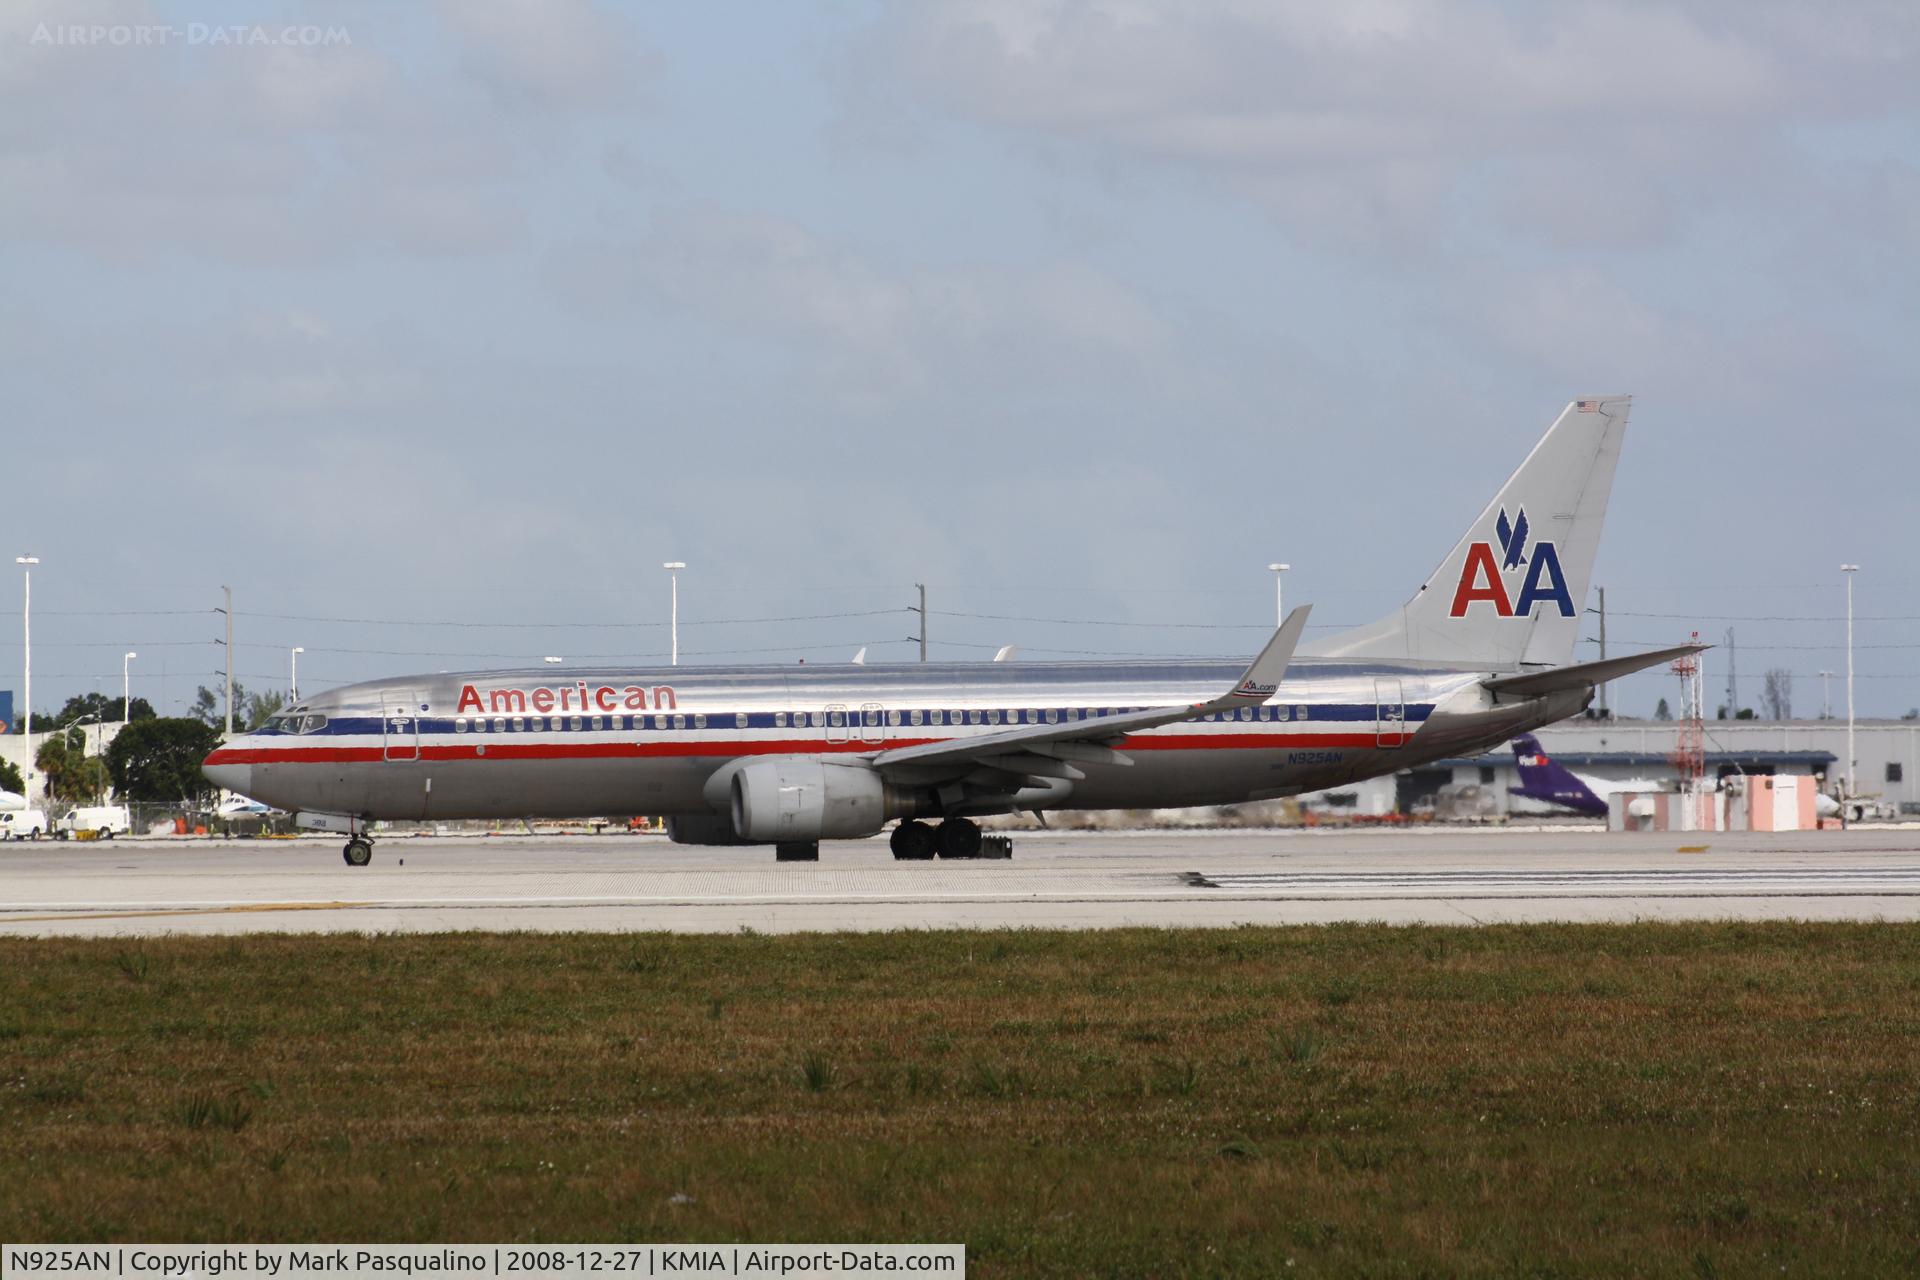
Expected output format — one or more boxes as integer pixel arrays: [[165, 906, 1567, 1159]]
[[1481, 641, 1708, 698], [868, 605, 1310, 778]]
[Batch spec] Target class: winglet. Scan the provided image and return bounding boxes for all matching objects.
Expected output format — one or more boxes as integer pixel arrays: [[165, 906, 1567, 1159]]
[[1208, 604, 1311, 709]]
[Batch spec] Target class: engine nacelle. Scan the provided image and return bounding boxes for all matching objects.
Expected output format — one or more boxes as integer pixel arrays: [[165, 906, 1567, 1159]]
[[665, 814, 754, 846], [730, 759, 901, 842]]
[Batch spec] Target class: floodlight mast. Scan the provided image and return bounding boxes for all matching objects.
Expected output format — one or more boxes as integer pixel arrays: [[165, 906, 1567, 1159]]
[[663, 563, 687, 666]]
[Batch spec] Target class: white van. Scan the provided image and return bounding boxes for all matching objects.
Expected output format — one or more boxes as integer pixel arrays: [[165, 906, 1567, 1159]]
[[58, 805, 131, 838], [1, 809, 50, 840]]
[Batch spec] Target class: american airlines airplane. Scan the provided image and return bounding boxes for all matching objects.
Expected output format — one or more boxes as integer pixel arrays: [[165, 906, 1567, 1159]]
[[204, 396, 1700, 866]]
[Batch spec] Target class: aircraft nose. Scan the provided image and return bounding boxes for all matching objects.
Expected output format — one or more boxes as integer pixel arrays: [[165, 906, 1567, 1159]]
[[202, 749, 252, 797]]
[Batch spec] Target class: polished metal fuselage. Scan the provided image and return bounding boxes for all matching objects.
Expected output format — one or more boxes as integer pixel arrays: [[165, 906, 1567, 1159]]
[[205, 658, 1581, 825]]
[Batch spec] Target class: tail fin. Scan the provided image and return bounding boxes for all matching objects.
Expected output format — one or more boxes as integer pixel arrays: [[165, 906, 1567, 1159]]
[[1306, 396, 1629, 668], [1508, 734, 1608, 816]]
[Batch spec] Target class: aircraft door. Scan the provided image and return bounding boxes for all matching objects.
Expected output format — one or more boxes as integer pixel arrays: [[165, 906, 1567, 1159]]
[[1374, 679, 1406, 748], [859, 702, 886, 744], [382, 691, 425, 761], [824, 703, 851, 745]]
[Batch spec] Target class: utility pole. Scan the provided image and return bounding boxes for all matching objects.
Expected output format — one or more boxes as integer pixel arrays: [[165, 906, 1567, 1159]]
[[1596, 586, 1608, 718], [1727, 626, 1741, 717], [1842, 564, 1859, 799], [914, 583, 928, 661], [222, 585, 234, 736]]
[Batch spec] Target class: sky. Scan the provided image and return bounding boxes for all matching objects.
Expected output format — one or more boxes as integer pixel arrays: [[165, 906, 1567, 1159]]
[[2, 0, 1917, 725]]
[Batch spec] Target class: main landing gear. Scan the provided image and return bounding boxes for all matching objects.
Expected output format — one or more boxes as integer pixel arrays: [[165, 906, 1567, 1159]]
[[342, 834, 374, 867], [889, 818, 1011, 861]]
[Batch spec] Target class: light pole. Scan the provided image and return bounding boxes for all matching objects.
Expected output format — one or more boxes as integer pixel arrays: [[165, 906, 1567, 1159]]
[[1818, 669, 1834, 721], [290, 647, 303, 703], [663, 562, 687, 666], [1267, 563, 1291, 628], [123, 652, 137, 723], [1841, 564, 1859, 799], [16, 556, 37, 794]]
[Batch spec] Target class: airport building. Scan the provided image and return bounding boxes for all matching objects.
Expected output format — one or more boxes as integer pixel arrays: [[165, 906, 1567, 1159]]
[[1330, 718, 1920, 820]]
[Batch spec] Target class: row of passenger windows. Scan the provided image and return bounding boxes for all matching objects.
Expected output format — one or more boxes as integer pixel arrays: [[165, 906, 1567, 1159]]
[[446, 705, 1312, 733]]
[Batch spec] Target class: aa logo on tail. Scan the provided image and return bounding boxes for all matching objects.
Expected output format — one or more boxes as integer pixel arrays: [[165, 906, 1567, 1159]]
[[1449, 505, 1574, 618]]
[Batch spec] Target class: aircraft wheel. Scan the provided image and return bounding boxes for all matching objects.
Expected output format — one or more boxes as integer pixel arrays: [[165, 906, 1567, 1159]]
[[343, 839, 373, 867], [890, 821, 937, 860], [937, 818, 982, 859]]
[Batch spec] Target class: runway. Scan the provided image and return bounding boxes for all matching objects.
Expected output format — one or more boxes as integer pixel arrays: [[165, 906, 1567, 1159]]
[[5, 826, 1920, 937]]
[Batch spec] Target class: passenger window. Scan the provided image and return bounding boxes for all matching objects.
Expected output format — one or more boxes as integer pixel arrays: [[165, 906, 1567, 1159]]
[[909, 709, 923, 726], [829, 711, 845, 727], [454, 718, 468, 733], [510, 717, 524, 732], [1296, 707, 1308, 721], [887, 710, 900, 726], [672, 714, 687, 730], [989, 710, 1002, 724], [569, 716, 583, 731], [735, 713, 749, 729], [863, 709, 880, 727], [773, 712, 787, 728], [589, 716, 602, 731], [1239, 708, 1253, 722]]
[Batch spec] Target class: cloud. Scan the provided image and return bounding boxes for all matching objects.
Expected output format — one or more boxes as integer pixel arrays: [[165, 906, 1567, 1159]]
[[547, 209, 1169, 407], [0, 2, 630, 261], [437, 0, 649, 111], [862, 1, 1920, 248]]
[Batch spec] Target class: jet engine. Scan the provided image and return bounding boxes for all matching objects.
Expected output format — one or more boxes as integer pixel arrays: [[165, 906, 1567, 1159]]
[[730, 758, 906, 842]]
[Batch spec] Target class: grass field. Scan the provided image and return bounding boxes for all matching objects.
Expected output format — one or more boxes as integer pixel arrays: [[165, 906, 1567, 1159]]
[[3, 924, 1918, 1276]]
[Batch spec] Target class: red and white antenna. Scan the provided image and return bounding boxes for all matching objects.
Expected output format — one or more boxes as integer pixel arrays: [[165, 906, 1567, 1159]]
[[1670, 632, 1704, 789]]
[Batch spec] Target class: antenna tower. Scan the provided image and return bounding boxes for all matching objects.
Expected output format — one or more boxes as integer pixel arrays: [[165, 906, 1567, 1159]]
[[1670, 632, 1705, 789]]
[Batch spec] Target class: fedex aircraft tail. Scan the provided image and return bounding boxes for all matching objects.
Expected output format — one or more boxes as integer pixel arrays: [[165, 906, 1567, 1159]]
[[1508, 733, 1608, 817], [1306, 395, 1630, 669]]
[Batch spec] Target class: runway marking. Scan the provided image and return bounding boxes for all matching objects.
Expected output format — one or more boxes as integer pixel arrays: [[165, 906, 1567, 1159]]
[[1189, 866, 1920, 896], [0, 901, 367, 924]]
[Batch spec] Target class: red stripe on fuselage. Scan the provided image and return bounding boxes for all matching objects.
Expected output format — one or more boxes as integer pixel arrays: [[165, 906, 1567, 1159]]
[[206, 731, 1382, 767]]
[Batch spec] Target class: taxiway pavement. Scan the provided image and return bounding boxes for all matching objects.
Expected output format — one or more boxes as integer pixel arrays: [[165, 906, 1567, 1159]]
[[4, 826, 1920, 937]]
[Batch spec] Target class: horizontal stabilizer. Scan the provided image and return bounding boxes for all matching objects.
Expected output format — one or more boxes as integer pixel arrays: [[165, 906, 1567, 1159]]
[[1482, 642, 1708, 698]]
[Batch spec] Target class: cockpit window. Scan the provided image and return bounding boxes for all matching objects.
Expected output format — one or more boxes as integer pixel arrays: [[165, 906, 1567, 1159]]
[[270, 713, 329, 735]]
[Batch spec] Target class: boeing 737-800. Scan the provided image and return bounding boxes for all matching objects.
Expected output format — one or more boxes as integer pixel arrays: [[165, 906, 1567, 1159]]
[[204, 396, 1701, 865]]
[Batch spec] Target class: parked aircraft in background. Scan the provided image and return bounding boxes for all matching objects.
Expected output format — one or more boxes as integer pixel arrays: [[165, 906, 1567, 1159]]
[[206, 395, 1704, 866], [0, 789, 25, 812], [217, 795, 275, 817], [1509, 733, 1842, 820], [1508, 735, 1659, 817]]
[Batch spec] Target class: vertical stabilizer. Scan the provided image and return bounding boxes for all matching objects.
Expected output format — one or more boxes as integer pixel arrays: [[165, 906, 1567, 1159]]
[[1305, 396, 1629, 668]]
